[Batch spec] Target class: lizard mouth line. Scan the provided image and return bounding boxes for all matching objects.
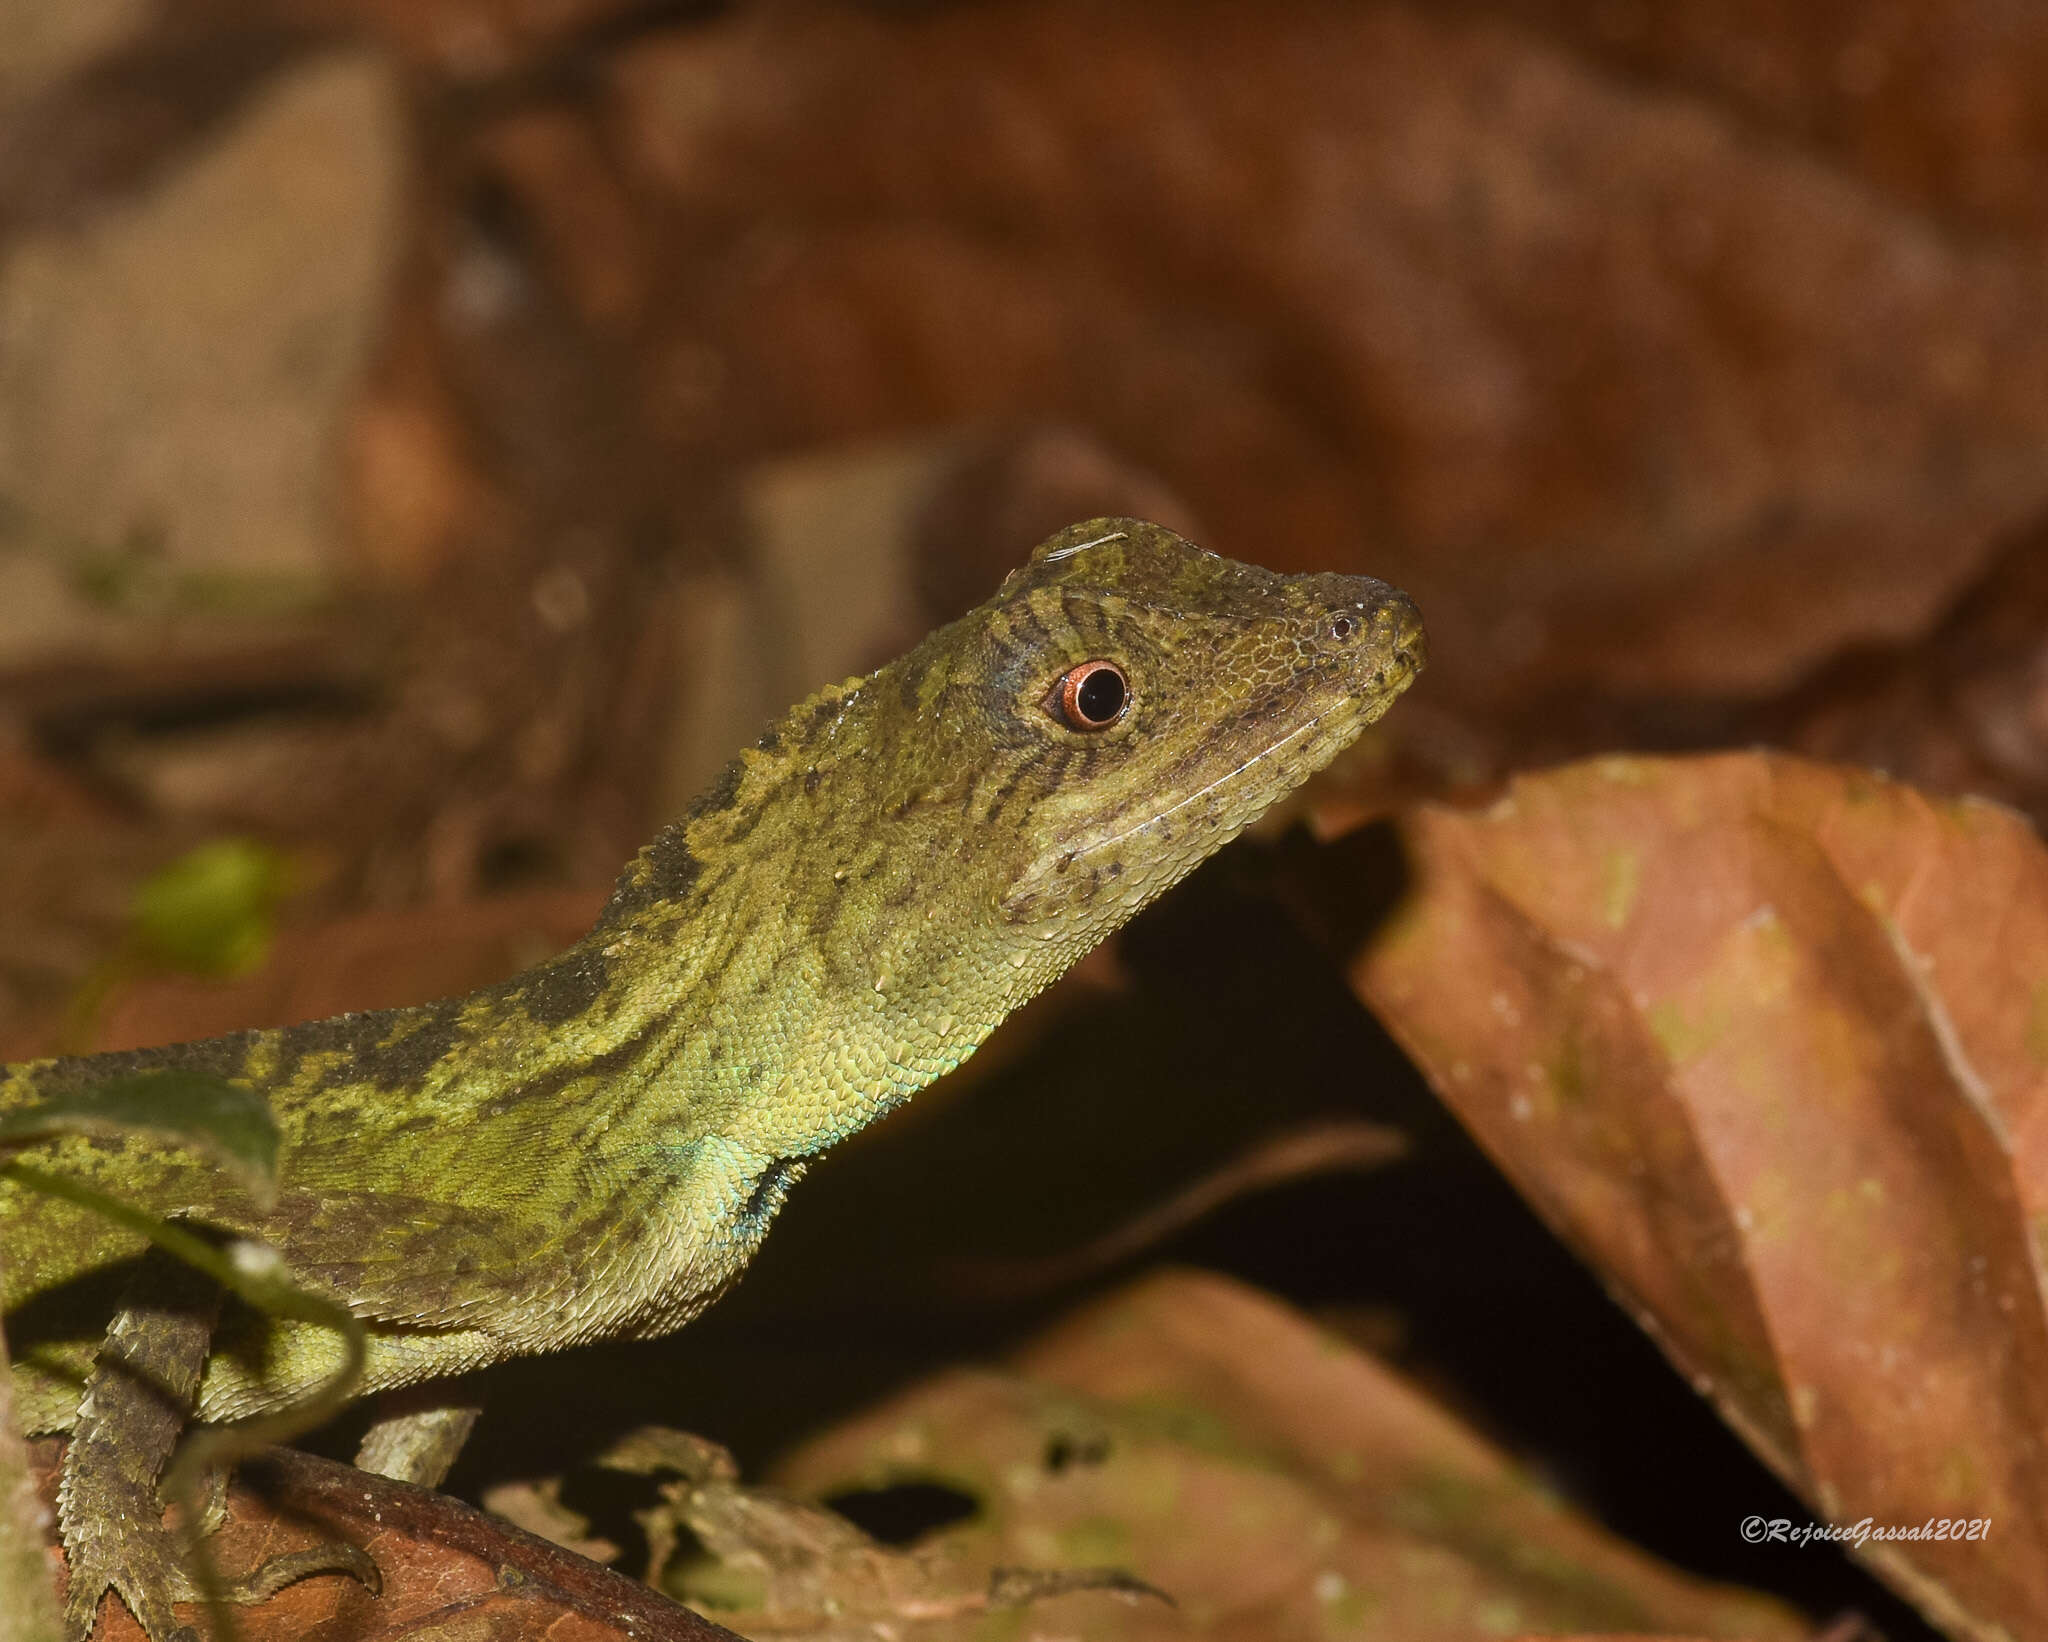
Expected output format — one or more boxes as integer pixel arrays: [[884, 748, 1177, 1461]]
[[1070, 687, 1357, 864]]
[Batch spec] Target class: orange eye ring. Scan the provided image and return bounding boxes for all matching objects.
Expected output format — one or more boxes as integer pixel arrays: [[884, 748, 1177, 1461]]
[[1052, 660, 1130, 731]]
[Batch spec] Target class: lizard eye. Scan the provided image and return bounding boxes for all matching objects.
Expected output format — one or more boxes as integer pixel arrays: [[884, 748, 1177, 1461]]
[[1050, 660, 1129, 731]]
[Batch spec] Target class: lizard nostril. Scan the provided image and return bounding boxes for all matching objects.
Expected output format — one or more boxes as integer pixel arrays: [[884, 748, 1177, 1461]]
[[1329, 615, 1356, 641]]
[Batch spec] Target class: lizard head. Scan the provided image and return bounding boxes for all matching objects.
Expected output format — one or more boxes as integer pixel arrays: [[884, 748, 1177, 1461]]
[[606, 516, 1421, 1018], [904, 516, 1425, 967], [593, 516, 1423, 1150]]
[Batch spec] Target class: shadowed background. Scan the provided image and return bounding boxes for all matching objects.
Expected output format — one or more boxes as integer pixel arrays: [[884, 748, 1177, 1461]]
[[8, 4, 2048, 1639]]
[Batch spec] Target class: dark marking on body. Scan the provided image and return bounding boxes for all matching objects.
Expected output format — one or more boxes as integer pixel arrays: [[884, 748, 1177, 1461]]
[[476, 1019, 665, 1122], [517, 947, 611, 1029], [32, 1035, 250, 1099], [340, 998, 467, 1089], [232, 998, 469, 1095], [741, 1159, 796, 1227], [700, 759, 745, 814], [979, 762, 1035, 824], [807, 695, 844, 735], [600, 821, 704, 926]]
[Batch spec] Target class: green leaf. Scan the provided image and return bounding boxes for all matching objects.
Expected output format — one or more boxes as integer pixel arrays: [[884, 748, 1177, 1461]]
[[131, 838, 291, 978], [0, 1071, 278, 1207]]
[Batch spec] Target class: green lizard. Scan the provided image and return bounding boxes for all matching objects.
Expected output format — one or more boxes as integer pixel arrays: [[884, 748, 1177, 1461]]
[[0, 518, 1424, 1640]]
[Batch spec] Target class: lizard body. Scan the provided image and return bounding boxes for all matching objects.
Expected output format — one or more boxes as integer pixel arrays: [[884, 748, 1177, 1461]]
[[0, 519, 1423, 1637]]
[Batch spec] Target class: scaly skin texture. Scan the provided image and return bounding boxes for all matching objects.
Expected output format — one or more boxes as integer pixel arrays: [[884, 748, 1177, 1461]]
[[0, 518, 1424, 1636]]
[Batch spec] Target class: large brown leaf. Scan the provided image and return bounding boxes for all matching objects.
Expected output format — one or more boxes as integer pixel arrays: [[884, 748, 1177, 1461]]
[[771, 1270, 1807, 1642], [607, 0, 2048, 704], [1352, 752, 2048, 1641]]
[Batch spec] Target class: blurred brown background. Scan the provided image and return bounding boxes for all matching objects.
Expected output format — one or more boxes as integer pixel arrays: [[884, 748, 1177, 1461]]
[[7, 4, 2047, 1638]]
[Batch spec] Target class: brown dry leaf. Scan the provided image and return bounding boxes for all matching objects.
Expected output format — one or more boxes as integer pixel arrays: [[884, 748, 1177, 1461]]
[[0, 49, 403, 640], [770, 1270, 1807, 1642], [1770, 516, 2048, 831], [1352, 751, 2048, 1642], [564, 1425, 1165, 1641], [0, 888, 605, 1062], [2, 20, 688, 908], [92, 887, 605, 1050], [272, 0, 649, 76], [1476, 2, 2048, 248], [29, 1438, 734, 1642], [610, 0, 2048, 705], [1301, 494, 2048, 841]]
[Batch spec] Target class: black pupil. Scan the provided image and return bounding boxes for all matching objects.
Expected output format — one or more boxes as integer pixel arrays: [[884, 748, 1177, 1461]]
[[1075, 666, 1125, 724], [1332, 616, 1354, 639]]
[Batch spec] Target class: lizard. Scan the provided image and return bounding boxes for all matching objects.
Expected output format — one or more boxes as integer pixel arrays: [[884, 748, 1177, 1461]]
[[0, 517, 1425, 1641]]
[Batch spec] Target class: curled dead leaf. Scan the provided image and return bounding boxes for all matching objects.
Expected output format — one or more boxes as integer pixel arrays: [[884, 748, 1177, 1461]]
[[773, 1270, 1805, 1642]]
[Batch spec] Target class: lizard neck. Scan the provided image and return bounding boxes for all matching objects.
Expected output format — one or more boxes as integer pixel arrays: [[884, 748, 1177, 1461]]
[[579, 671, 1063, 1165]]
